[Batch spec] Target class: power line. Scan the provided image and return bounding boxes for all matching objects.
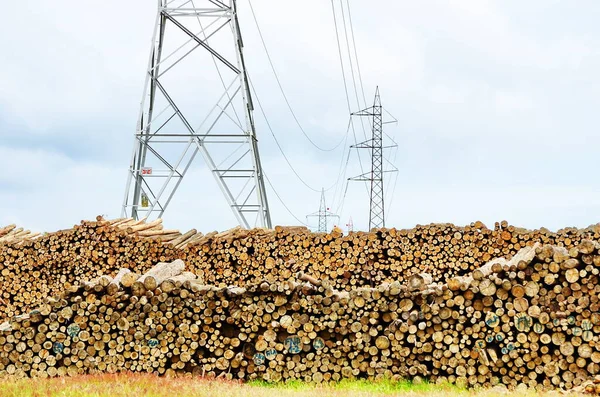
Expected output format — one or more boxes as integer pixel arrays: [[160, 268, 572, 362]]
[[336, 179, 350, 215], [344, 0, 372, 137], [248, 0, 346, 152], [333, 133, 355, 214], [382, 107, 400, 211], [386, 167, 400, 221], [385, 134, 400, 220], [249, 78, 348, 193], [264, 173, 310, 227], [344, 0, 369, 113], [339, 0, 368, 142], [331, 121, 353, 206], [328, 124, 352, 201], [330, 0, 369, 196], [384, 148, 399, 200]]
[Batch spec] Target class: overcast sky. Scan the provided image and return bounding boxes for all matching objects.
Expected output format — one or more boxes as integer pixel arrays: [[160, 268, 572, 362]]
[[1, 0, 600, 233]]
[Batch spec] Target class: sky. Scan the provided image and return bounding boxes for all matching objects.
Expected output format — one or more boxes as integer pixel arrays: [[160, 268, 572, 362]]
[[1, 0, 600, 233]]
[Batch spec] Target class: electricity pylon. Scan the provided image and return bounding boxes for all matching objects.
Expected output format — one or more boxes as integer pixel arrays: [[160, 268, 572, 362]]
[[346, 217, 354, 233], [350, 87, 396, 230], [122, 0, 271, 229], [306, 189, 339, 233]]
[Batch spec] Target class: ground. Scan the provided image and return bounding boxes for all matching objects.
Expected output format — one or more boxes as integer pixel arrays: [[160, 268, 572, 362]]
[[0, 374, 570, 397]]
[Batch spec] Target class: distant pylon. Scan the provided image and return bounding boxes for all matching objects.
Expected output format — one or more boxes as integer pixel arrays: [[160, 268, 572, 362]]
[[346, 217, 354, 233], [306, 188, 339, 233], [349, 87, 396, 230], [121, 0, 271, 229]]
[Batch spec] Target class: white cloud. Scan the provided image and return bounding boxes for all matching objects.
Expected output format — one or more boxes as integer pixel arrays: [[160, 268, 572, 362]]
[[428, 85, 469, 105], [494, 91, 535, 112], [0, 146, 123, 231]]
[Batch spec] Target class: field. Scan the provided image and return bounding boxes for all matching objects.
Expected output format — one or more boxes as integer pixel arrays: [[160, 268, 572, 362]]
[[0, 374, 561, 397]]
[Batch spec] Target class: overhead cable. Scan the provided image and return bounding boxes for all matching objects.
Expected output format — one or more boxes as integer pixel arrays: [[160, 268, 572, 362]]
[[248, 0, 347, 152], [250, 79, 347, 193], [344, 0, 369, 113], [339, 0, 368, 142], [264, 173, 310, 226], [330, 0, 369, 196]]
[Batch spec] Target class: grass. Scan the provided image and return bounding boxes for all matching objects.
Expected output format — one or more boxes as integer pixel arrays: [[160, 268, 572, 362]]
[[247, 378, 461, 393], [0, 373, 564, 397]]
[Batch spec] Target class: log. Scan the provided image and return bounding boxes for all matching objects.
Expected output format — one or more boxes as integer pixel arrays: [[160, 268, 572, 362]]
[[297, 272, 321, 287], [408, 272, 433, 291], [129, 218, 163, 233], [160, 271, 198, 293], [135, 259, 186, 291], [170, 229, 197, 247], [107, 268, 131, 295]]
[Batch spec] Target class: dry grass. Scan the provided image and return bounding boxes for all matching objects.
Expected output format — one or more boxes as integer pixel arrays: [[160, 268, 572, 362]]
[[0, 373, 567, 397]]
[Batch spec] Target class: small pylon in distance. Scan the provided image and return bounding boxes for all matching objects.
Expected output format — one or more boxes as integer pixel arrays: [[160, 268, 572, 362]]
[[306, 189, 339, 233], [346, 217, 354, 233]]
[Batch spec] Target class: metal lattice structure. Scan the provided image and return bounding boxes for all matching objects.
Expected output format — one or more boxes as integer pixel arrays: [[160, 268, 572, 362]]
[[122, 0, 271, 229], [345, 217, 354, 233], [306, 189, 339, 233], [350, 87, 385, 230]]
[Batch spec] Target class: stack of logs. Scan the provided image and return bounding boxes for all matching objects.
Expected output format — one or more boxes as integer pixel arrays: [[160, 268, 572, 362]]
[[2, 217, 600, 324], [183, 221, 600, 290], [2, 239, 600, 392], [0, 225, 40, 246], [0, 217, 196, 321]]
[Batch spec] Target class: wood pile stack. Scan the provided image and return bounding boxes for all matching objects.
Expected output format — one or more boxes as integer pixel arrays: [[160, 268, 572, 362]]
[[0, 217, 191, 322], [0, 225, 41, 246], [183, 221, 600, 291], [2, 217, 600, 324], [2, 239, 600, 392], [109, 217, 205, 248]]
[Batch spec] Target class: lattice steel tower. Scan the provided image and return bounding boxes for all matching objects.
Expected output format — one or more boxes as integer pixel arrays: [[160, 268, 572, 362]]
[[350, 87, 385, 230], [306, 189, 339, 233], [122, 0, 271, 228]]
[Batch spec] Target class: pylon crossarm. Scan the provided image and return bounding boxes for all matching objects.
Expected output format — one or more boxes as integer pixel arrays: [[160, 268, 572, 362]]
[[351, 141, 375, 149], [351, 110, 376, 117]]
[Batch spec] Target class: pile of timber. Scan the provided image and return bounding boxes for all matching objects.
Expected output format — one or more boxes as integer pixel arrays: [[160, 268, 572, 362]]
[[2, 217, 600, 324], [183, 221, 600, 290], [2, 239, 600, 392], [110, 217, 205, 248], [0, 217, 192, 321], [0, 225, 40, 246]]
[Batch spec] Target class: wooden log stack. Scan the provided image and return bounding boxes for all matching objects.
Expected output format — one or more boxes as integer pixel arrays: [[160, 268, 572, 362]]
[[0, 217, 201, 322], [0, 225, 40, 246], [183, 221, 600, 291], [2, 217, 600, 325], [2, 240, 600, 392]]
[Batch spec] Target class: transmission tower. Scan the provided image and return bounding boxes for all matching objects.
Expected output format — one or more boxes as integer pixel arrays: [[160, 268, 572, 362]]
[[122, 0, 271, 229], [346, 217, 354, 233], [350, 87, 395, 230], [306, 189, 339, 233]]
